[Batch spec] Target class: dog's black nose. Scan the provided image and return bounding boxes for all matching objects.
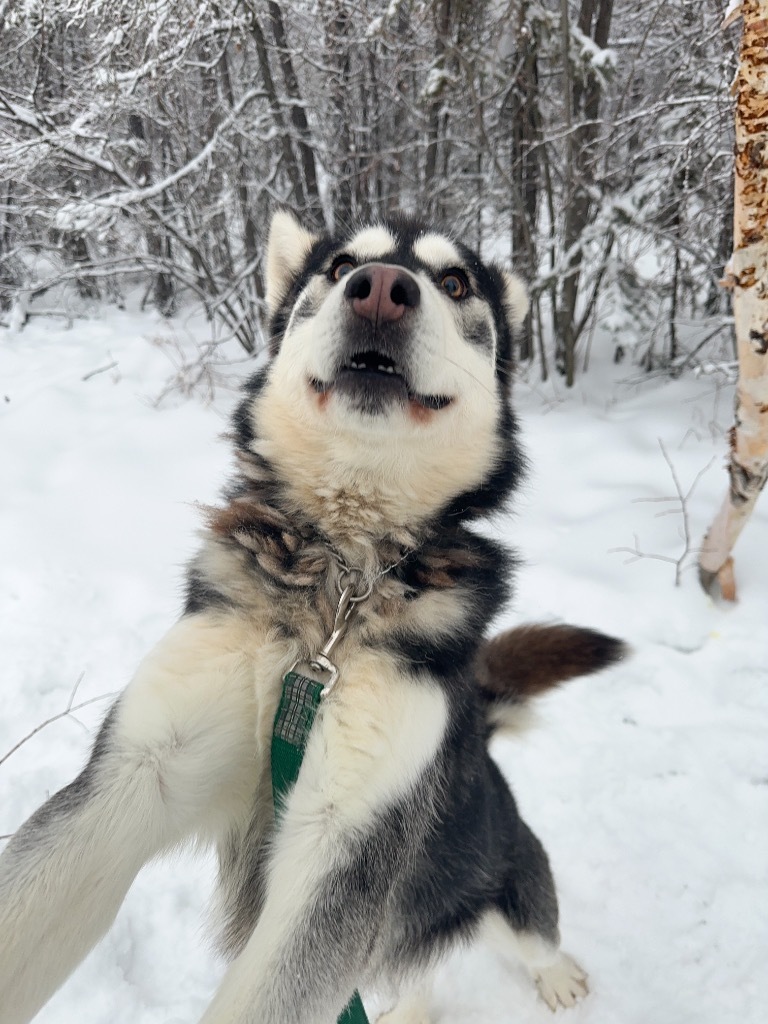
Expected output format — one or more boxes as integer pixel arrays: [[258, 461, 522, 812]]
[[344, 264, 420, 325]]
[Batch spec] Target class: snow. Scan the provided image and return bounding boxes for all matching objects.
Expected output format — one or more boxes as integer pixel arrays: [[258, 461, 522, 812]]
[[1, 305, 766, 1023], [569, 25, 617, 77], [423, 67, 450, 99]]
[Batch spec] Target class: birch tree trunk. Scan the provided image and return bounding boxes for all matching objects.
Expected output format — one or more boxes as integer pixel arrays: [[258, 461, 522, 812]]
[[699, 0, 768, 600]]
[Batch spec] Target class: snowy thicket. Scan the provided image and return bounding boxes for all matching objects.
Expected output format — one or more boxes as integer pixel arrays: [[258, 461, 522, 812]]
[[0, 0, 738, 380]]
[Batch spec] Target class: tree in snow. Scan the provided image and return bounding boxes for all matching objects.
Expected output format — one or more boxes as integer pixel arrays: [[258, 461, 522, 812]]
[[0, 0, 739, 379], [699, 0, 768, 600]]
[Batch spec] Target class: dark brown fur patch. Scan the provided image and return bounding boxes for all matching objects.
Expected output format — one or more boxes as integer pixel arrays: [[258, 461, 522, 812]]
[[414, 567, 456, 589], [205, 497, 333, 590], [204, 444, 495, 597], [208, 498, 294, 538], [475, 623, 627, 702]]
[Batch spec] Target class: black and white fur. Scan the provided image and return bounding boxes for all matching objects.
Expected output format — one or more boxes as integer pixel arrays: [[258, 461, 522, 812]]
[[0, 212, 613, 1023]]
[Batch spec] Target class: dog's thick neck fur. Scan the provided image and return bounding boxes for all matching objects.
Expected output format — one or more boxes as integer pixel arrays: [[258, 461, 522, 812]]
[[198, 366, 520, 610]]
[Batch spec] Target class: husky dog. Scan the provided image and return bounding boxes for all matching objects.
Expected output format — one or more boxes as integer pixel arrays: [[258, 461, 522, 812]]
[[0, 212, 624, 1024]]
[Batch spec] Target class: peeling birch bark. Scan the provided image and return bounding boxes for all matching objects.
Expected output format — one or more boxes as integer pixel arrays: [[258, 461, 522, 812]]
[[699, 0, 768, 599]]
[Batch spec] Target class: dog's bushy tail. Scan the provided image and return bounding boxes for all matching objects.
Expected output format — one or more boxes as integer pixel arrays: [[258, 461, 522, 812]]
[[475, 623, 627, 735]]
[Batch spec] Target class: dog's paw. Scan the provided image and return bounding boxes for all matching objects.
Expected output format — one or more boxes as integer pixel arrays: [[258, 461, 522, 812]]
[[534, 952, 589, 1011]]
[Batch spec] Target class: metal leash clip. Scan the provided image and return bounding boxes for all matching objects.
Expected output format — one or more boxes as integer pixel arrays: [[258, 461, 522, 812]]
[[290, 578, 369, 696]]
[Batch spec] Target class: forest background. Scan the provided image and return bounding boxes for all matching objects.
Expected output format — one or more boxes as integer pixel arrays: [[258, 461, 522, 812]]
[[0, 0, 738, 385]]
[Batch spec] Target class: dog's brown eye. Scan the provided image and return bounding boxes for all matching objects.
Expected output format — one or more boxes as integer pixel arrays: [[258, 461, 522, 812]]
[[441, 272, 468, 301], [330, 257, 356, 282]]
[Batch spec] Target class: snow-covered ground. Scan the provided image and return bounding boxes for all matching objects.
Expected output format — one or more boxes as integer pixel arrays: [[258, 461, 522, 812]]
[[1, 304, 766, 1024]]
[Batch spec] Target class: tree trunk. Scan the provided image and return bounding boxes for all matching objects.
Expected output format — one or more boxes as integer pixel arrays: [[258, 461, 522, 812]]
[[128, 114, 175, 316], [699, 0, 768, 599], [246, 4, 309, 214], [267, 0, 325, 229], [326, 0, 354, 218], [424, 0, 450, 215], [557, 0, 614, 386]]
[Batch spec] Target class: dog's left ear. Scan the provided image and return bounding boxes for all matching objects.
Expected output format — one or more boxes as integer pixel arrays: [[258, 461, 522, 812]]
[[265, 210, 319, 315], [494, 271, 529, 384], [501, 271, 529, 331]]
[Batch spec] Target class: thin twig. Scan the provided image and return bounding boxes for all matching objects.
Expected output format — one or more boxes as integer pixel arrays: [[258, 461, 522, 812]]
[[82, 360, 118, 382], [0, 675, 114, 769], [610, 442, 715, 586], [671, 322, 732, 377], [609, 533, 680, 566]]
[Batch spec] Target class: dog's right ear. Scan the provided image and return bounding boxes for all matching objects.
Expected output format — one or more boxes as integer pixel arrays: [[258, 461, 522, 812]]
[[265, 210, 318, 316]]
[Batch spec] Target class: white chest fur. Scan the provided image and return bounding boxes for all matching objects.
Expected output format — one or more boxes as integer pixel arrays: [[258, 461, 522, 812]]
[[281, 646, 448, 831]]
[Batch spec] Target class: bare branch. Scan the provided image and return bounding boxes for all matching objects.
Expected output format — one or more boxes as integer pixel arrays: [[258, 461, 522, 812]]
[[0, 678, 114, 770], [611, 441, 715, 586]]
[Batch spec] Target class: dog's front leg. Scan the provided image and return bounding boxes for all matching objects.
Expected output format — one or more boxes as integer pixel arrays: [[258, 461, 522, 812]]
[[0, 612, 264, 1024], [201, 803, 395, 1024], [200, 659, 449, 1024]]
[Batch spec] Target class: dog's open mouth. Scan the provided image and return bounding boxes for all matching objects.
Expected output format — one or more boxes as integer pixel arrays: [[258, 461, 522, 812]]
[[344, 351, 400, 377], [310, 350, 452, 413]]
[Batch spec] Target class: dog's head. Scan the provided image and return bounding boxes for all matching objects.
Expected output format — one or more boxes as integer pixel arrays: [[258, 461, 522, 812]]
[[248, 210, 527, 536]]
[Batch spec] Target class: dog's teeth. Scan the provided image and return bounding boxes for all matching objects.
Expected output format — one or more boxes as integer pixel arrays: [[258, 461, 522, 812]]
[[346, 358, 397, 374]]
